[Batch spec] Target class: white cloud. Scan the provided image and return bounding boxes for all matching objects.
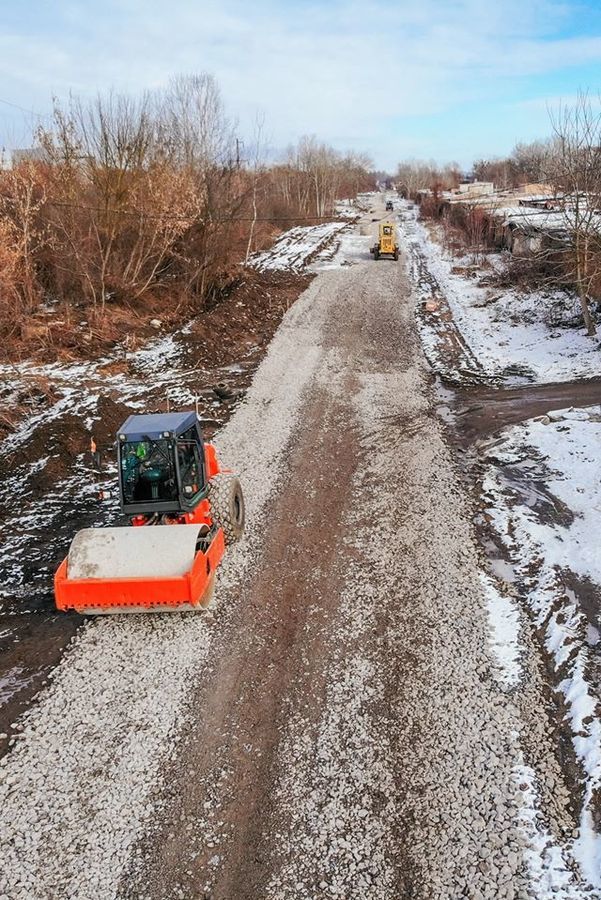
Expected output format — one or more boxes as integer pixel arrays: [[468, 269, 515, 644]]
[[0, 0, 600, 166]]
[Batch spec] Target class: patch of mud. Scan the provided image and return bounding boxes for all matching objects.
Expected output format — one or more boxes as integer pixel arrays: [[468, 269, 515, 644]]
[[451, 379, 601, 446], [0, 614, 81, 750]]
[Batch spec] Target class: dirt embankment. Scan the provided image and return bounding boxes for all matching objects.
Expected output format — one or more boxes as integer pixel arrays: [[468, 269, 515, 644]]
[[0, 269, 310, 444]]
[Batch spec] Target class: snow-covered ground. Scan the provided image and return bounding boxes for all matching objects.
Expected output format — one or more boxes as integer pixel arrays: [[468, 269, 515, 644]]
[[482, 406, 601, 886], [399, 203, 601, 384], [249, 220, 354, 272]]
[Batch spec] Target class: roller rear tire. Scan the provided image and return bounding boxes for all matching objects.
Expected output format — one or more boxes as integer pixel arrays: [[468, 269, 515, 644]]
[[208, 474, 245, 544]]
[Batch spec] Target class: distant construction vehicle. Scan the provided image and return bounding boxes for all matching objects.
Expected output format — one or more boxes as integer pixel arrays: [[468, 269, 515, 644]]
[[385, 200, 394, 211], [370, 222, 399, 261]]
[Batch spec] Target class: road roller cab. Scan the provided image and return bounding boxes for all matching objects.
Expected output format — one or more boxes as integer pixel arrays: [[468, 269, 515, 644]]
[[118, 412, 211, 519], [54, 412, 245, 615]]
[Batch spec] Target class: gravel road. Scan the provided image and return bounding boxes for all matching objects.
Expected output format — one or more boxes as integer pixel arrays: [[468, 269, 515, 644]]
[[0, 201, 597, 899]]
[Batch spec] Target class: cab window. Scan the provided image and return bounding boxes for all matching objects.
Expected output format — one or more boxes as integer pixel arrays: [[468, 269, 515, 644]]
[[177, 427, 204, 499], [121, 439, 177, 503]]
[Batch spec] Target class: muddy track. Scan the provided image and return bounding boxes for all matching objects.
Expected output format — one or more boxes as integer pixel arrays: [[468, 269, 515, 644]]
[[452, 378, 601, 446]]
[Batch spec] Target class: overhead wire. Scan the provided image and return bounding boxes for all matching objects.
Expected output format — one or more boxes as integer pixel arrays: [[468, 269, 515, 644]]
[[42, 198, 348, 223], [0, 97, 53, 121]]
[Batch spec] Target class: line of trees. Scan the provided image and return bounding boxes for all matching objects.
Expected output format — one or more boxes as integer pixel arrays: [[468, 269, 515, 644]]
[[395, 159, 462, 198], [0, 74, 375, 350], [471, 140, 552, 189]]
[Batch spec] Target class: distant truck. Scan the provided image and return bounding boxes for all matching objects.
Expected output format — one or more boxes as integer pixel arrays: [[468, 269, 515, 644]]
[[370, 222, 399, 261], [385, 200, 394, 211]]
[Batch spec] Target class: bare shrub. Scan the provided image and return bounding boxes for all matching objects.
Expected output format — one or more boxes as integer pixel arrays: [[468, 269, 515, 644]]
[[0, 162, 47, 336], [0, 76, 374, 359]]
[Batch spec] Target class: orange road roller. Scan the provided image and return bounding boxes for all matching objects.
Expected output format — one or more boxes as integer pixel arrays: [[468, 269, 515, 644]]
[[54, 411, 244, 614]]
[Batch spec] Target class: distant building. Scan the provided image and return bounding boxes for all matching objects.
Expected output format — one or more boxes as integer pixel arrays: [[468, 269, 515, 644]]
[[455, 181, 495, 197], [11, 147, 48, 166]]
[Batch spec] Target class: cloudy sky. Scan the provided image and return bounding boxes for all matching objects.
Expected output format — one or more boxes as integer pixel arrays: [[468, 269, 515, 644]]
[[1, 0, 601, 169]]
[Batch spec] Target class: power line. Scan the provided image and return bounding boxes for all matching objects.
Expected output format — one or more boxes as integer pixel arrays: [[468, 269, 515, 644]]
[[0, 97, 52, 122], [43, 198, 349, 223]]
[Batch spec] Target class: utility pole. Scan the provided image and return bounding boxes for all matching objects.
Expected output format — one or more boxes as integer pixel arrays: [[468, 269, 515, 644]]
[[235, 138, 244, 169]]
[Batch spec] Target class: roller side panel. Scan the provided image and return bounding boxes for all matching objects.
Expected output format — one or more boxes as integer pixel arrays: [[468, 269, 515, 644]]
[[54, 528, 225, 613]]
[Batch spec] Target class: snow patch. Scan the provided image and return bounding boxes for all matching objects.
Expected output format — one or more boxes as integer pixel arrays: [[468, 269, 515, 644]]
[[400, 202, 601, 384], [483, 407, 601, 888], [480, 572, 522, 689], [250, 221, 352, 272]]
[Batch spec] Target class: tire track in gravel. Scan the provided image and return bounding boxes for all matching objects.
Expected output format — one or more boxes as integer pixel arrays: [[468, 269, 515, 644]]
[[124, 245, 534, 899]]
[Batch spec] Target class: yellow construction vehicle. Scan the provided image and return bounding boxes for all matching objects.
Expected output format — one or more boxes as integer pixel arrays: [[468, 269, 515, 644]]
[[370, 222, 399, 261]]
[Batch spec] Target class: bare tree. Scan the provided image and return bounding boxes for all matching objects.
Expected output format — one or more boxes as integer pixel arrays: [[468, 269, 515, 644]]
[[0, 75, 374, 353], [37, 80, 242, 315], [244, 113, 266, 264], [160, 74, 234, 170], [0, 161, 46, 313], [512, 139, 554, 184], [40, 92, 161, 312], [548, 93, 601, 335], [395, 159, 459, 199]]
